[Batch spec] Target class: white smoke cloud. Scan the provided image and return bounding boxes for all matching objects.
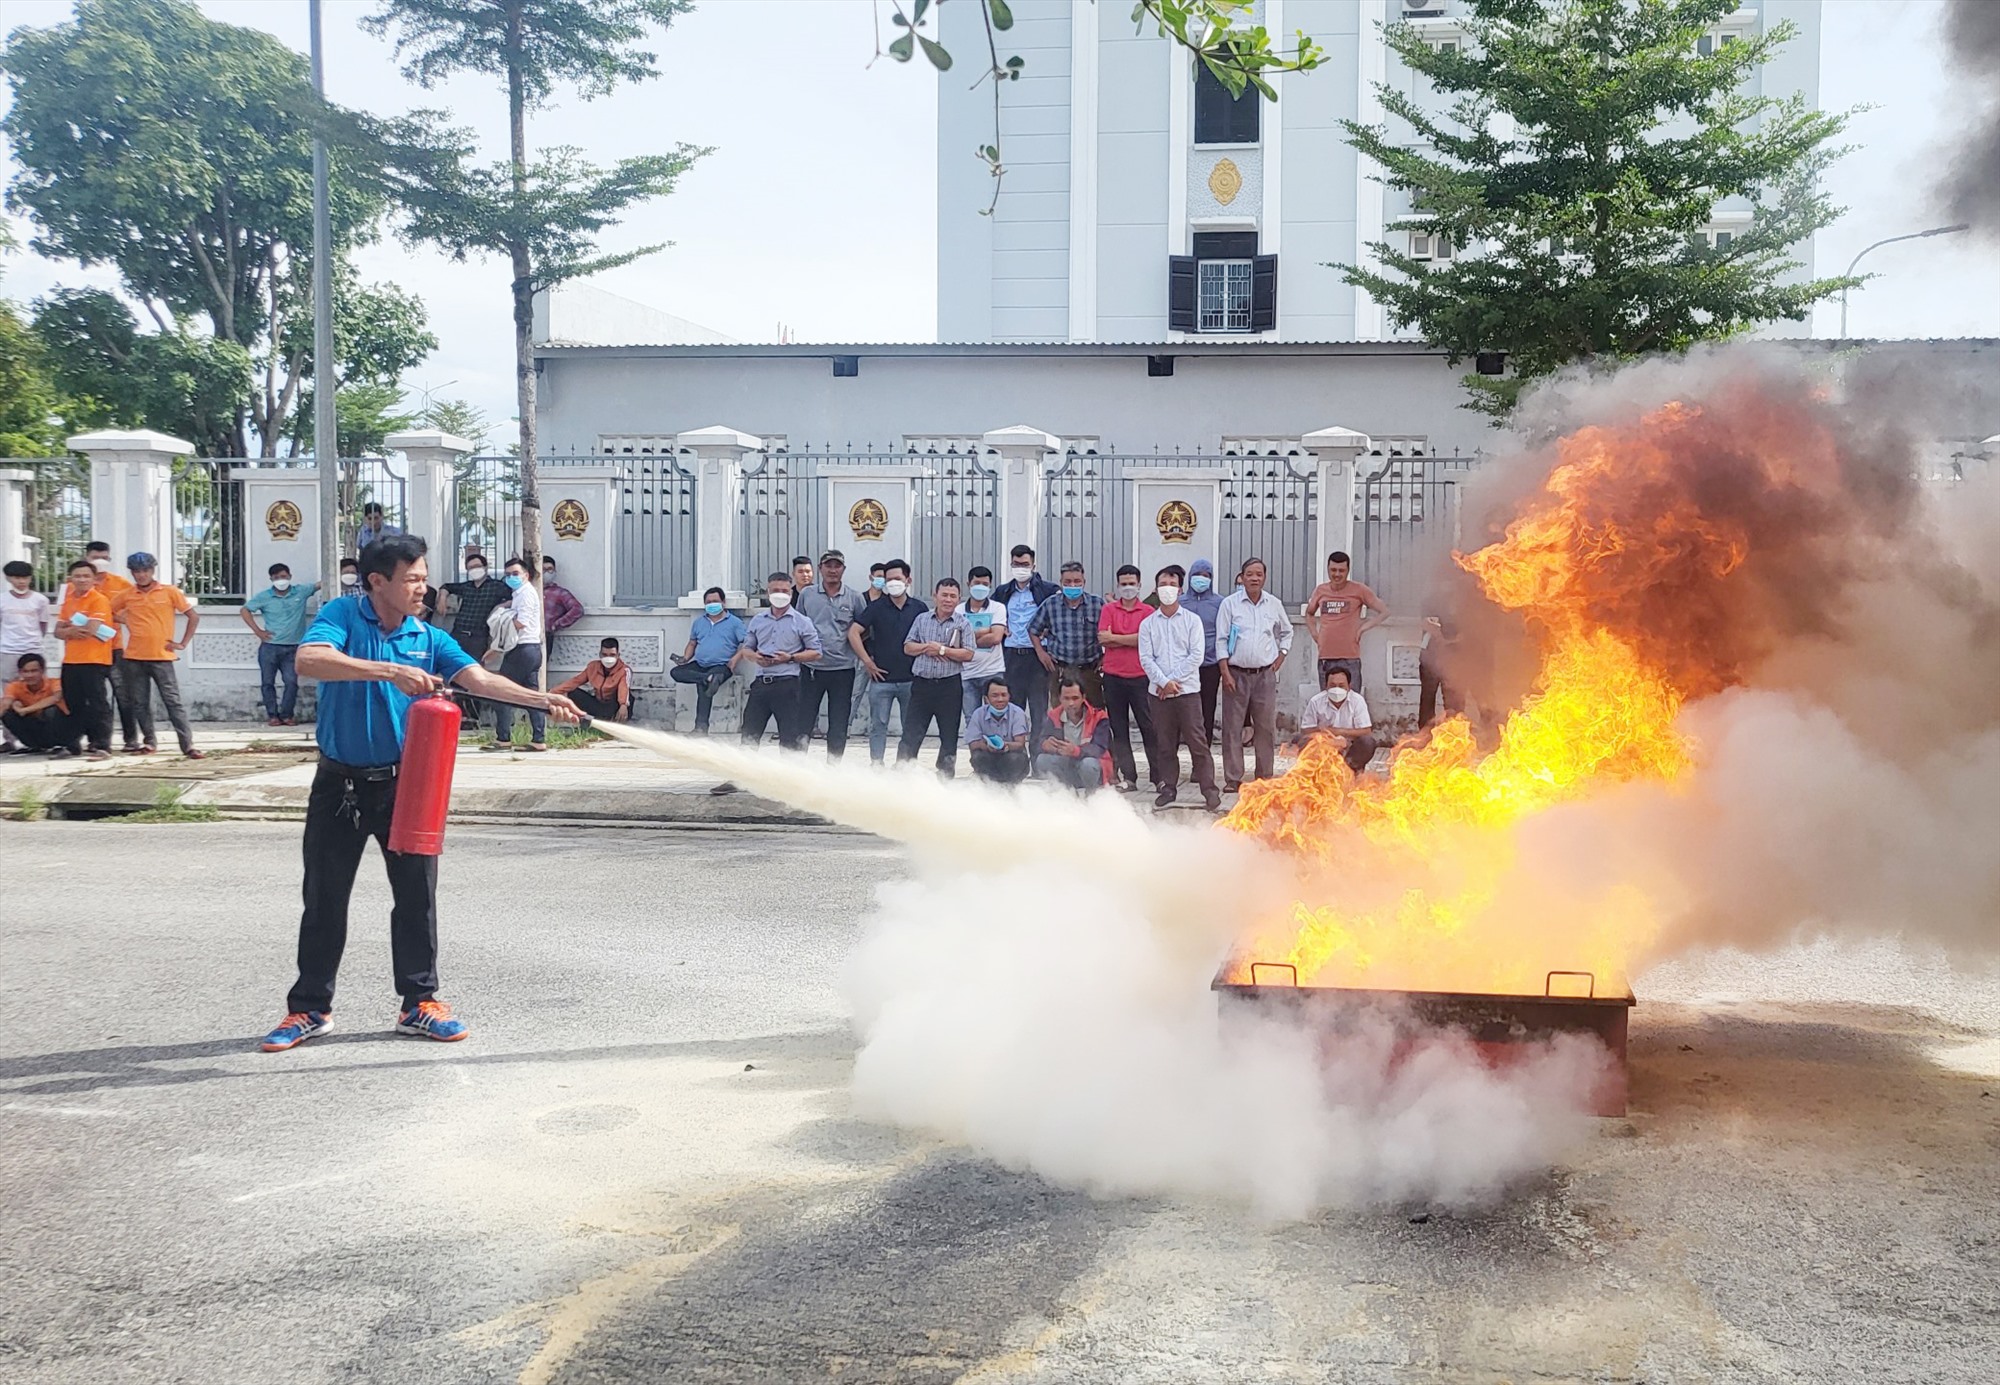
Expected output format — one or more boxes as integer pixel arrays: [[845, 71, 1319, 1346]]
[[595, 727, 1611, 1219]]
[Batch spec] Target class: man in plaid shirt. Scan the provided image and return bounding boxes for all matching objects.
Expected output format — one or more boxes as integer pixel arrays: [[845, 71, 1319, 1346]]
[[1027, 561, 1105, 708]]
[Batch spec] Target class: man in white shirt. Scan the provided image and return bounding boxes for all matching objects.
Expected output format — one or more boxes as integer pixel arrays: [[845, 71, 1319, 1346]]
[[1295, 665, 1378, 774], [488, 555, 549, 751], [1214, 557, 1293, 792], [2, 562, 53, 751], [1138, 564, 1219, 812]]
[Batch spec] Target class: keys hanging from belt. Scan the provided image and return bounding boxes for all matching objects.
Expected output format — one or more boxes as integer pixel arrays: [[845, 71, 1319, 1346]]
[[337, 776, 363, 830]]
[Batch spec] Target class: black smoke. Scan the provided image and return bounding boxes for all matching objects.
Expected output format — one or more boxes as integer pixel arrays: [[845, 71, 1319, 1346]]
[[1939, 0, 2000, 233]]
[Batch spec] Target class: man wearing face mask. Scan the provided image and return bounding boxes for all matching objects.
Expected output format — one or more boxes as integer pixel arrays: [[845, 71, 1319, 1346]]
[[441, 550, 508, 667], [993, 544, 1059, 716], [540, 557, 584, 658], [797, 550, 867, 759], [1026, 561, 1103, 709], [1295, 665, 1377, 773], [486, 557, 549, 751], [958, 564, 1008, 722], [864, 562, 888, 603], [1096, 563, 1162, 794], [848, 558, 927, 764], [733, 573, 822, 751], [241, 562, 322, 726], [85, 540, 143, 752], [672, 587, 746, 734], [1139, 565, 1220, 811], [1181, 557, 1226, 743], [554, 636, 633, 722]]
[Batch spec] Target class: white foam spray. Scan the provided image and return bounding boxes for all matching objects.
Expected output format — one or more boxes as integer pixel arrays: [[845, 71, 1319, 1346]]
[[592, 724, 1608, 1218]]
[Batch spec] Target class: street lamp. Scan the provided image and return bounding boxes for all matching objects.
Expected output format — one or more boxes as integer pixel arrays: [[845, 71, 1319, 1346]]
[[1839, 224, 1970, 338]]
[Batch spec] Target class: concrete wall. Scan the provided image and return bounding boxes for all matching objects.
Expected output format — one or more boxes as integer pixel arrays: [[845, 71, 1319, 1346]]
[[535, 344, 1492, 457]]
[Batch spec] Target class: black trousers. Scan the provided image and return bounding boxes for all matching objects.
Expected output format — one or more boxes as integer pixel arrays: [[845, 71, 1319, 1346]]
[[1002, 646, 1047, 719], [1419, 657, 1462, 726], [570, 689, 626, 722], [969, 746, 1029, 783], [742, 675, 806, 749], [3, 705, 70, 750], [59, 662, 113, 753], [899, 675, 963, 775], [1101, 672, 1163, 788], [289, 761, 440, 1014], [1199, 662, 1221, 743], [801, 665, 857, 757]]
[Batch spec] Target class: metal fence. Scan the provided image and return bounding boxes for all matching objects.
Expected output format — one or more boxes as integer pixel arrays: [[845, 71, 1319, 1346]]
[[454, 454, 525, 573], [13, 456, 92, 592], [737, 445, 1002, 595], [1350, 449, 1483, 615], [583, 448, 696, 603], [173, 458, 246, 600], [1040, 448, 1323, 599], [334, 455, 408, 556]]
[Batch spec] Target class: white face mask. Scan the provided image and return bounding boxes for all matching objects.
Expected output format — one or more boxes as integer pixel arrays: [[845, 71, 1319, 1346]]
[[768, 590, 792, 609], [1116, 584, 1140, 601], [1328, 686, 1349, 704], [1157, 585, 1179, 605], [340, 572, 359, 588], [466, 566, 486, 581], [884, 579, 908, 598], [600, 654, 619, 668], [271, 579, 292, 593], [1010, 567, 1032, 584]]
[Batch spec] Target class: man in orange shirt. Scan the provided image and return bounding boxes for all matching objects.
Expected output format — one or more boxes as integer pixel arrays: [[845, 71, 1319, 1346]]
[[110, 552, 205, 759], [54, 558, 117, 760], [551, 635, 633, 722], [85, 539, 144, 751], [1, 652, 70, 754]]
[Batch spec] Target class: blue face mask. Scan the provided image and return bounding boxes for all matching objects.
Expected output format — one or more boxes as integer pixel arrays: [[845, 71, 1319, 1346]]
[[1189, 575, 1211, 593], [504, 573, 524, 590], [870, 575, 886, 590], [1061, 585, 1085, 600], [704, 601, 723, 616], [969, 583, 992, 601]]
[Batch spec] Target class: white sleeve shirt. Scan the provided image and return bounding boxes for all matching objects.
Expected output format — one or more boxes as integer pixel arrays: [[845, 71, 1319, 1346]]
[[511, 582, 544, 643], [1302, 689, 1372, 731], [1217, 592, 1293, 669], [1137, 607, 1203, 695]]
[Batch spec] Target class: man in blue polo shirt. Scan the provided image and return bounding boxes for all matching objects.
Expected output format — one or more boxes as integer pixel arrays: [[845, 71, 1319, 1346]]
[[259, 534, 583, 1053]]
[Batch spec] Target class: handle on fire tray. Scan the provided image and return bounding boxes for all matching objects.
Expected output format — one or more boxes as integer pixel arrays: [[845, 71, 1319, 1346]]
[[1249, 962, 1299, 988], [1545, 970, 1596, 998]]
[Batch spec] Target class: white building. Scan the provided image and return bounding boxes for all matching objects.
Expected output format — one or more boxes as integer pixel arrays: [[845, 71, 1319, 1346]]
[[936, 0, 1823, 344]]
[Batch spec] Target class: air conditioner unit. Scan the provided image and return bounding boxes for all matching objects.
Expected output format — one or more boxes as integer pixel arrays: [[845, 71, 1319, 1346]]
[[1402, 0, 1440, 10]]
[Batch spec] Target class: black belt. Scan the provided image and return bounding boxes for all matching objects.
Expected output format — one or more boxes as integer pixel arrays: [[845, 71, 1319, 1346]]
[[319, 755, 399, 782]]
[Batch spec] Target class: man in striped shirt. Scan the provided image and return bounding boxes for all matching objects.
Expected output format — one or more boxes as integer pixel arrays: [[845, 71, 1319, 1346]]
[[899, 577, 974, 775]]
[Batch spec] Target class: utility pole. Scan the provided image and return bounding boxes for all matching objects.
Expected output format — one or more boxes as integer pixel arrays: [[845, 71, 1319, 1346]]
[[1839, 224, 1969, 338], [310, 0, 339, 591]]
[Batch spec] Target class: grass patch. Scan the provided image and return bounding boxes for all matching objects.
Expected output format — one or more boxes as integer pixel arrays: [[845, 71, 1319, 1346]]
[[107, 782, 222, 824], [11, 783, 47, 822]]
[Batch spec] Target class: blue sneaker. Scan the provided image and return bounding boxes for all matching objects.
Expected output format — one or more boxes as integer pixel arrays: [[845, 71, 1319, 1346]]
[[260, 1010, 332, 1052], [395, 999, 468, 1042]]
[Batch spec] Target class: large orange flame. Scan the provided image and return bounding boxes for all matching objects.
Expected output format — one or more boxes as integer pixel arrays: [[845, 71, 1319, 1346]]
[[1219, 393, 1840, 995]]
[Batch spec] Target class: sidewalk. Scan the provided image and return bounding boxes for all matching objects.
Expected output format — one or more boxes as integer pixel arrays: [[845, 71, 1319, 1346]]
[[0, 722, 826, 828]]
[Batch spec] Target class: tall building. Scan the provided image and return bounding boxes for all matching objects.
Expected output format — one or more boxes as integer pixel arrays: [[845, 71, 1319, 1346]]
[[936, 0, 1822, 344]]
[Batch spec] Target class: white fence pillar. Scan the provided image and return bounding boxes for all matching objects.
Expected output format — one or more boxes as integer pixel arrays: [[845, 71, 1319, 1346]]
[[0, 468, 31, 568], [70, 430, 191, 584], [235, 463, 323, 589], [1303, 425, 1371, 568], [982, 424, 1057, 565], [675, 425, 761, 606], [385, 430, 472, 568]]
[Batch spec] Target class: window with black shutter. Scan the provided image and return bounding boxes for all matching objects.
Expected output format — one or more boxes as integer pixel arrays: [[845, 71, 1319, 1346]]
[[1193, 63, 1259, 145], [1167, 233, 1276, 335]]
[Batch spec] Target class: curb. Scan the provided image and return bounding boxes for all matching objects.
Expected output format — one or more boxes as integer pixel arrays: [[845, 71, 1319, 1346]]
[[0, 774, 835, 830]]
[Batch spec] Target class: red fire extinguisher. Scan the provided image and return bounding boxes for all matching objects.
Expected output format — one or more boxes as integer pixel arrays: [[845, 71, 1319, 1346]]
[[388, 692, 463, 856]]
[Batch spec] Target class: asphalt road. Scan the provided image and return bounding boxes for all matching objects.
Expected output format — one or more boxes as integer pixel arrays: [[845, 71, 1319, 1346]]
[[2, 821, 1995, 1384]]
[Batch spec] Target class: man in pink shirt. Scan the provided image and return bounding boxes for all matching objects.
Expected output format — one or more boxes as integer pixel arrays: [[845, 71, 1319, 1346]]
[[1303, 550, 1389, 693], [1096, 563, 1162, 794]]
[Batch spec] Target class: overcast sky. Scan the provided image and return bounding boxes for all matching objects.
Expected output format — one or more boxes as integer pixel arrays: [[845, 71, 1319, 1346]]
[[2, 0, 1995, 432]]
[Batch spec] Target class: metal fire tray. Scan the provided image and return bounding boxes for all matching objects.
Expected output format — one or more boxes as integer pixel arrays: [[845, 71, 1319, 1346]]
[[1213, 964, 1635, 1116]]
